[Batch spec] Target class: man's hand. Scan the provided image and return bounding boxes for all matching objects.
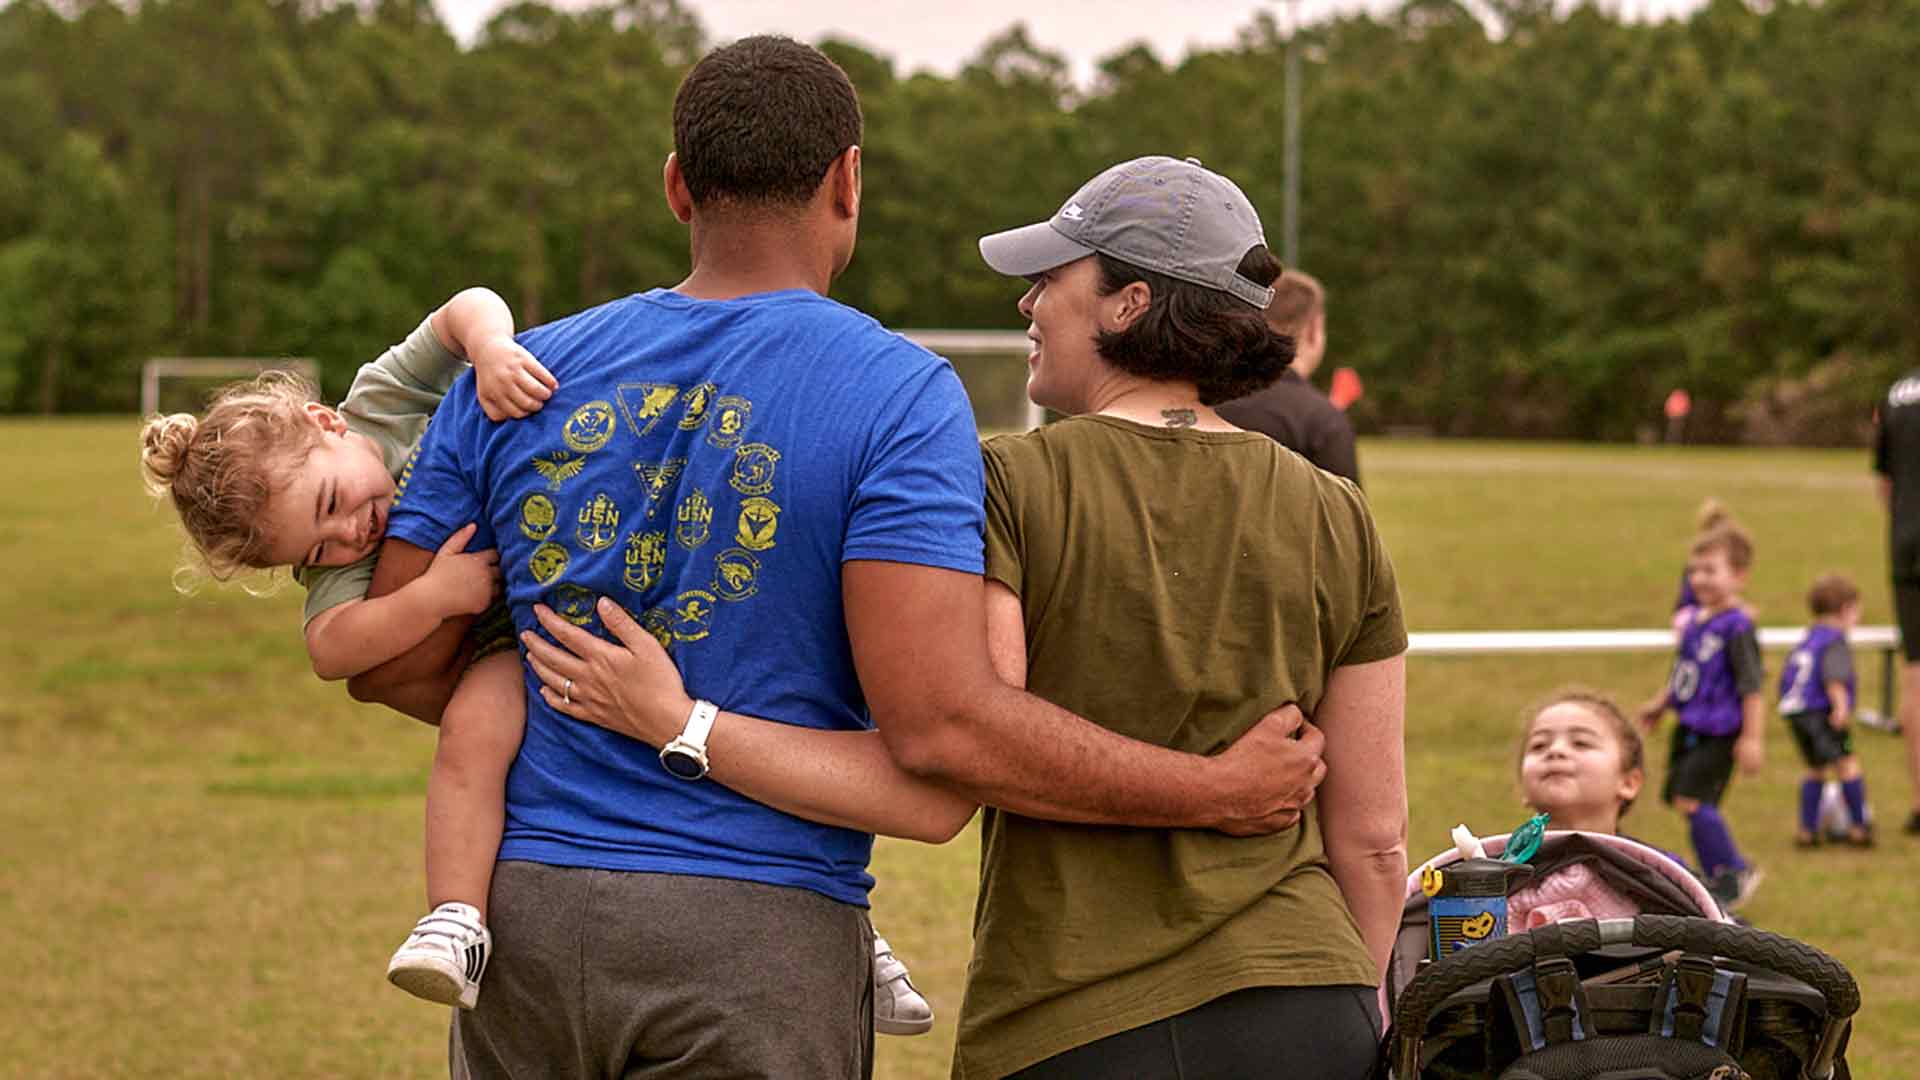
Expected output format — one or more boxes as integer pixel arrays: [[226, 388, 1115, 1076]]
[[418, 523, 501, 617], [471, 335, 557, 421], [1207, 704, 1327, 836]]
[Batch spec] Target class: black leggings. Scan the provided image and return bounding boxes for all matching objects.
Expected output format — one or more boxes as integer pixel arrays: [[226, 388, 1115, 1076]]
[[1007, 984, 1381, 1080]]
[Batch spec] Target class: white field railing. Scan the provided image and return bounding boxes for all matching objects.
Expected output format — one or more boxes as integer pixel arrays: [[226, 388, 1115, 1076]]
[[1407, 625, 1903, 715]]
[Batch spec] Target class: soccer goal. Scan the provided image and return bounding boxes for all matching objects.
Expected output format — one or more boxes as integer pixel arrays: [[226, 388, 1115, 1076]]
[[140, 357, 320, 416], [901, 331, 1043, 434]]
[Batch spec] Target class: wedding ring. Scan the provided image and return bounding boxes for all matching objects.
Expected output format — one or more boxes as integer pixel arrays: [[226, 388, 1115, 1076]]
[[563, 678, 573, 705]]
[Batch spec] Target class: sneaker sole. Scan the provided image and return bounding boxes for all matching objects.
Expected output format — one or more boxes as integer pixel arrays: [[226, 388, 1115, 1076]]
[[388, 955, 477, 1010], [875, 1015, 935, 1036]]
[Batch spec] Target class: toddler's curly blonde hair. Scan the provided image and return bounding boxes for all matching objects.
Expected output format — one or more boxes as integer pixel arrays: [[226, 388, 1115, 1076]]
[[139, 371, 324, 583]]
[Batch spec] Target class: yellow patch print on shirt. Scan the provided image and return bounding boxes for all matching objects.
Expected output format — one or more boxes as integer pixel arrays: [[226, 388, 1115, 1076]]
[[639, 607, 674, 650], [678, 383, 717, 431], [729, 442, 781, 496], [519, 493, 558, 541], [675, 488, 713, 551], [531, 450, 587, 491], [706, 395, 752, 448], [562, 400, 617, 453], [623, 530, 667, 593], [735, 496, 780, 552], [713, 547, 761, 602], [575, 492, 621, 552], [551, 584, 598, 626], [616, 383, 680, 439], [672, 589, 717, 642], [634, 458, 685, 519], [529, 542, 569, 585]]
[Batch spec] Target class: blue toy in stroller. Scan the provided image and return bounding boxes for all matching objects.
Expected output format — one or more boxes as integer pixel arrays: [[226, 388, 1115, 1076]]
[[1376, 831, 1859, 1079]]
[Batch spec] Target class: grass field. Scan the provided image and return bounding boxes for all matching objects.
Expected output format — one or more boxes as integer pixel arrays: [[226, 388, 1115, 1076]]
[[6, 420, 1918, 1078]]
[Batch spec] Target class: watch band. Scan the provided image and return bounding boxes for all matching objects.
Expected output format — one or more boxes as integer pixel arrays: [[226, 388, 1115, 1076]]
[[659, 699, 719, 780], [681, 698, 719, 749]]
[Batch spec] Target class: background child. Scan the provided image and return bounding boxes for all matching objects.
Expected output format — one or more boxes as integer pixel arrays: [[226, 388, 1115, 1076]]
[[1519, 687, 1646, 837], [1672, 498, 1735, 616], [141, 287, 553, 1009], [1781, 573, 1874, 847], [1638, 523, 1767, 910]]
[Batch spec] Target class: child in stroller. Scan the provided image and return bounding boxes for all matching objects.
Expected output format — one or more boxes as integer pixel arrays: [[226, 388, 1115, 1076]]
[[1376, 690, 1858, 1078]]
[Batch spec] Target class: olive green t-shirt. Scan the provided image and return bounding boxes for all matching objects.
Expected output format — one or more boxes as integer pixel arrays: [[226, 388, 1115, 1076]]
[[293, 317, 468, 625], [955, 415, 1407, 1080]]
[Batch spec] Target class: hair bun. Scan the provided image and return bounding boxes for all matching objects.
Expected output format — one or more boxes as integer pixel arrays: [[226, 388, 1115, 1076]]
[[139, 413, 199, 494]]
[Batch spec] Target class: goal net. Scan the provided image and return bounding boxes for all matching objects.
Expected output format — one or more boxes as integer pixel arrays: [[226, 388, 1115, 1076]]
[[900, 331, 1042, 434], [141, 357, 320, 416]]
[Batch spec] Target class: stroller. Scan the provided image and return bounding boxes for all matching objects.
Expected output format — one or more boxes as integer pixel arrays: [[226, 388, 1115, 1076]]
[[1376, 831, 1859, 1079]]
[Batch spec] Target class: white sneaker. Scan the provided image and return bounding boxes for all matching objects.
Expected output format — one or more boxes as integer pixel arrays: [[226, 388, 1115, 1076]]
[[386, 902, 491, 1010], [872, 934, 934, 1036]]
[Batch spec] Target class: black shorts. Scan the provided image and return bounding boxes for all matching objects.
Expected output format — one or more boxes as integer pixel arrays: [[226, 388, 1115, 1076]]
[[1896, 579, 1920, 662], [1663, 727, 1737, 806], [1008, 984, 1380, 1080], [1786, 710, 1854, 769]]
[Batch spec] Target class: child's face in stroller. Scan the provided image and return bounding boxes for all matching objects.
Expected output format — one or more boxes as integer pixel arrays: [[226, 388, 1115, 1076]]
[[1520, 703, 1645, 831]]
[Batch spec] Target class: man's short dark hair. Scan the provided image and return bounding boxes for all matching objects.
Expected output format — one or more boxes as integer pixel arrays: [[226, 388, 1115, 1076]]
[[1092, 247, 1293, 405], [672, 36, 862, 208]]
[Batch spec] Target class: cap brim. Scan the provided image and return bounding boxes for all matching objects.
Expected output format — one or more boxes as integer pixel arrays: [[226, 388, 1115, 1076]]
[[978, 221, 1096, 278]]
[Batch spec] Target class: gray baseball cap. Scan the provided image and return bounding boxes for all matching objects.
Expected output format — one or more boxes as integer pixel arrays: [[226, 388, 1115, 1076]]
[[978, 155, 1275, 309]]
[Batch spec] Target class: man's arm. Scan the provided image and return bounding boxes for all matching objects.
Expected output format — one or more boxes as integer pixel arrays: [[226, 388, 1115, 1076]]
[[1320, 411, 1361, 487], [344, 537, 475, 723], [847, 560, 1325, 833], [1314, 654, 1408, 981]]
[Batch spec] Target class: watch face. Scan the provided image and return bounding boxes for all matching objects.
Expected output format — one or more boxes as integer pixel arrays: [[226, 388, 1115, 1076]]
[[661, 749, 705, 780]]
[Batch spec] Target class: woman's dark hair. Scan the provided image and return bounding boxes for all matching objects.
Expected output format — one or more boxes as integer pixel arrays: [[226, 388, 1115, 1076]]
[[1092, 246, 1293, 404], [672, 36, 863, 208]]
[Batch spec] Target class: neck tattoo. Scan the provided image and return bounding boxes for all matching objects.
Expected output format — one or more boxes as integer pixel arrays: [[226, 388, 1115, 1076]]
[[1162, 408, 1197, 429]]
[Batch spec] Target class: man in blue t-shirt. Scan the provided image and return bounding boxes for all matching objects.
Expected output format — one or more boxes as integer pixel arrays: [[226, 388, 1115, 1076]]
[[350, 37, 1330, 1078]]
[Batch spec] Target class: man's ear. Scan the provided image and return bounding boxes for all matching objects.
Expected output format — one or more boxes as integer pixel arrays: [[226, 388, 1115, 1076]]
[[1308, 310, 1326, 348], [302, 401, 345, 434], [828, 145, 861, 219], [663, 152, 695, 224]]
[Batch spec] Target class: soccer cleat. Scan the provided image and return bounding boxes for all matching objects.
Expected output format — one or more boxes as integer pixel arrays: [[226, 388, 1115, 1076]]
[[1708, 866, 1765, 912], [386, 902, 491, 1010], [872, 934, 934, 1036], [1906, 811, 1920, 836]]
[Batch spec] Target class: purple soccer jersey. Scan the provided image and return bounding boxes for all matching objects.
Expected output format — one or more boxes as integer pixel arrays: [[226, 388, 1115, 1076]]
[[1778, 624, 1853, 717], [1669, 607, 1761, 736]]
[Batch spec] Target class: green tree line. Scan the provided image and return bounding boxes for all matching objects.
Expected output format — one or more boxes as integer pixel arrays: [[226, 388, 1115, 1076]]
[[4, 0, 1916, 441]]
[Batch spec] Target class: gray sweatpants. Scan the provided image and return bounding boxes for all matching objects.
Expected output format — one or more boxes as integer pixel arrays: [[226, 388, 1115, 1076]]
[[451, 861, 874, 1080]]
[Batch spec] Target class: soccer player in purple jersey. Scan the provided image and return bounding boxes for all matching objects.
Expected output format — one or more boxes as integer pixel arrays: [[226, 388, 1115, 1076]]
[[1638, 524, 1766, 910], [1781, 574, 1873, 847]]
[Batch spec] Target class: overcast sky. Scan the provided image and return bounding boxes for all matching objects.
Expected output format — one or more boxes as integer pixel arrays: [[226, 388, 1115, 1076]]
[[435, 0, 1703, 84]]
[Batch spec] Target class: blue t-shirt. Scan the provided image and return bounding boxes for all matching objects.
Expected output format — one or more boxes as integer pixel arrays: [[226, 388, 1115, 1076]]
[[386, 288, 986, 906], [1668, 606, 1762, 737]]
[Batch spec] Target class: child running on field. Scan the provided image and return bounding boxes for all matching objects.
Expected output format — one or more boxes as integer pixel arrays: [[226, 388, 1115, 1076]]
[[1780, 573, 1875, 848], [1638, 523, 1767, 910], [138, 291, 935, 1032], [141, 288, 552, 1009]]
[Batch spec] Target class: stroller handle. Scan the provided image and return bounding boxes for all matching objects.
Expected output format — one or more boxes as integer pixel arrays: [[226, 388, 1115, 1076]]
[[1392, 914, 1860, 1053]]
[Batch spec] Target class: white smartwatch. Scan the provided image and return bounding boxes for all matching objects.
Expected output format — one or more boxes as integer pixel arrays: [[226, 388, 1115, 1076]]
[[659, 699, 719, 781]]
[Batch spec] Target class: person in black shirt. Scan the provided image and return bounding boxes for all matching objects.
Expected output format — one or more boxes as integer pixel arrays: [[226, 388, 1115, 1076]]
[[1216, 270, 1360, 486], [1872, 371, 1920, 834]]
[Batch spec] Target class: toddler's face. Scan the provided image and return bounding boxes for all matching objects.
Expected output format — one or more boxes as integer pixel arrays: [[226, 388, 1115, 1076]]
[[260, 406, 397, 569], [1685, 548, 1745, 609], [1520, 703, 1640, 825]]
